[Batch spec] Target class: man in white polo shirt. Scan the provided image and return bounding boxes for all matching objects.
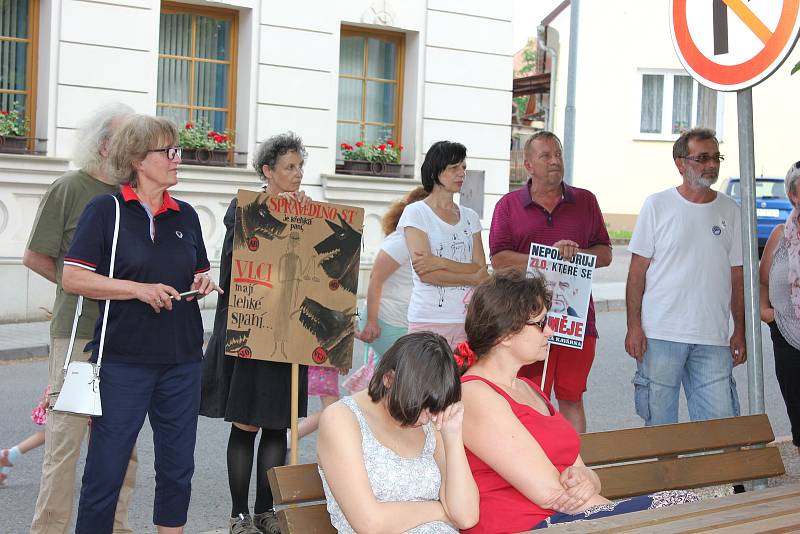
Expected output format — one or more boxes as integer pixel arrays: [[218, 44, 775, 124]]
[[625, 127, 745, 426]]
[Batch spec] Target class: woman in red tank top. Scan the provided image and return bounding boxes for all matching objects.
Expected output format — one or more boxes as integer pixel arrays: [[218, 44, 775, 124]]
[[455, 270, 697, 532]]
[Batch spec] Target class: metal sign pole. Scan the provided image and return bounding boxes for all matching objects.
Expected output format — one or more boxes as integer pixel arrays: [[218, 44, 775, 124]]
[[737, 89, 766, 491], [736, 89, 765, 417]]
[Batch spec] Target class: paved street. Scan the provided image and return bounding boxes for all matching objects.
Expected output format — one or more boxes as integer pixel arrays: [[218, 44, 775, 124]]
[[0, 245, 791, 533]]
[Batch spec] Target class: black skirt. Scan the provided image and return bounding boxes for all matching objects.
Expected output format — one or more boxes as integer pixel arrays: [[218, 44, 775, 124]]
[[199, 198, 308, 429]]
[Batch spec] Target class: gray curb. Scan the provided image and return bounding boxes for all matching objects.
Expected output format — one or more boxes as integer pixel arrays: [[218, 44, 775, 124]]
[[594, 299, 626, 313], [0, 332, 214, 362], [0, 345, 49, 361]]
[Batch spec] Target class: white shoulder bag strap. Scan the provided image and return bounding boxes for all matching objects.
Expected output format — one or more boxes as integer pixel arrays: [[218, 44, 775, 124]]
[[61, 194, 121, 373]]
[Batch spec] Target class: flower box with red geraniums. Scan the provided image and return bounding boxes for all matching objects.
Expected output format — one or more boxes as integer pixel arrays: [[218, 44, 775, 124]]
[[178, 120, 234, 166], [339, 140, 404, 176], [0, 104, 31, 154]]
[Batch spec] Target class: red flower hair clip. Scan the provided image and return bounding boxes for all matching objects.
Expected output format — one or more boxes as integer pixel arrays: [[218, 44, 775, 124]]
[[454, 342, 477, 369]]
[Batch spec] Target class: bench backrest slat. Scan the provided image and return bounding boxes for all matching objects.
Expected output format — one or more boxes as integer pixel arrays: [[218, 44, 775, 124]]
[[596, 447, 785, 499], [580, 414, 775, 465]]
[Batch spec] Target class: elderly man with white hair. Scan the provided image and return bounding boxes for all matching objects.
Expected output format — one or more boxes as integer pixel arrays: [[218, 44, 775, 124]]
[[23, 103, 138, 534], [759, 161, 800, 452]]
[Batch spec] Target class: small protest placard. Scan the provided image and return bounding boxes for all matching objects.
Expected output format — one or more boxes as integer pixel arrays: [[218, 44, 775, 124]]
[[526, 243, 595, 349], [225, 189, 364, 368]]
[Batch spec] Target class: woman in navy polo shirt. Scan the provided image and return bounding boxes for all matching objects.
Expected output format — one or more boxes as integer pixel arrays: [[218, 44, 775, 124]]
[[63, 114, 220, 534]]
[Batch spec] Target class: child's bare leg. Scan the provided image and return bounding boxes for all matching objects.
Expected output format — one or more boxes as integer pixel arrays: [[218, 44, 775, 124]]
[[297, 396, 339, 439], [17, 430, 46, 454]]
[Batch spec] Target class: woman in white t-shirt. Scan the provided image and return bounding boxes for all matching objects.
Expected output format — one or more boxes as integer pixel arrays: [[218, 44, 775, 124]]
[[398, 141, 489, 347], [358, 186, 429, 362]]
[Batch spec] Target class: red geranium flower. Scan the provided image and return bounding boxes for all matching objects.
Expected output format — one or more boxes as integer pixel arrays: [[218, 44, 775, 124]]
[[0, 111, 8, 116], [378, 144, 386, 151], [185, 122, 193, 129], [207, 131, 218, 138], [214, 134, 225, 143], [355, 141, 364, 148], [399, 145, 404, 150], [387, 139, 395, 147]]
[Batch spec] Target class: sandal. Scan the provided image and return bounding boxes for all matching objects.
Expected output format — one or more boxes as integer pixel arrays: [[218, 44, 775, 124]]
[[0, 448, 14, 468]]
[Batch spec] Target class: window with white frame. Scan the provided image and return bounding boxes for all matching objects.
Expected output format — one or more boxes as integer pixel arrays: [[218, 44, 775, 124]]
[[638, 70, 720, 137]]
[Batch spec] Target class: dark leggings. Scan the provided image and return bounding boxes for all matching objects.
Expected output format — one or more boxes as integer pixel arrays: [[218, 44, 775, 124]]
[[769, 322, 800, 447], [227, 424, 287, 517]]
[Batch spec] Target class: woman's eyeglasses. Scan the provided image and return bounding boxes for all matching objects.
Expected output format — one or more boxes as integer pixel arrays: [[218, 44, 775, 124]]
[[148, 147, 182, 160], [526, 317, 549, 331]]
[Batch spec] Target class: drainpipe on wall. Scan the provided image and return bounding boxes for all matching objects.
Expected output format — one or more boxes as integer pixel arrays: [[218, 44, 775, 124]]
[[562, 0, 580, 185], [537, 25, 557, 133]]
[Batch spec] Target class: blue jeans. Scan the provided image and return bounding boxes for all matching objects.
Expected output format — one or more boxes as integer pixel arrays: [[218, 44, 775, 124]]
[[633, 339, 740, 426]]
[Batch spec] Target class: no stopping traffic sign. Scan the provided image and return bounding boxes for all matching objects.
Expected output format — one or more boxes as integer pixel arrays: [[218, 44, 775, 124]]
[[671, 0, 800, 91]]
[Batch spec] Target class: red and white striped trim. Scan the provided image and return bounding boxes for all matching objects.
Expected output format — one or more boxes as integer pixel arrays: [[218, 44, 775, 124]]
[[63, 257, 97, 271]]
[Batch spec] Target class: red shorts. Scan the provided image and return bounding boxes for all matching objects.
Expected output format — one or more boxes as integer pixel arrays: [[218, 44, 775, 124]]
[[517, 336, 597, 402]]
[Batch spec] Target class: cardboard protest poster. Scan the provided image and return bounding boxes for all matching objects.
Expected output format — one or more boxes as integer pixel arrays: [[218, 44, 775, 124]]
[[225, 189, 364, 368], [526, 243, 595, 349]]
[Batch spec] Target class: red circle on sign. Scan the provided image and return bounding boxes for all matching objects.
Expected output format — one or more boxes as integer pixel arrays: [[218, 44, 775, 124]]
[[671, 0, 800, 90], [247, 237, 259, 251], [312, 346, 328, 364], [238, 346, 252, 359], [329, 279, 340, 291]]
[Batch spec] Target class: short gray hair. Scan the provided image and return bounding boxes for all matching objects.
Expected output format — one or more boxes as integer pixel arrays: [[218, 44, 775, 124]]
[[72, 102, 135, 176], [673, 128, 718, 160], [786, 161, 800, 202], [523, 130, 562, 157], [252, 132, 307, 183], [106, 115, 178, 186]]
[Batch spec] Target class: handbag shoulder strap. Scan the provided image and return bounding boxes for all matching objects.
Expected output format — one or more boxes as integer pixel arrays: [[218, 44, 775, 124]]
[[62, 194, 120, 371]]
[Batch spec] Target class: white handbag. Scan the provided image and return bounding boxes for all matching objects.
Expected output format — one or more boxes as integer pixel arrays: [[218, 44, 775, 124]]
[[53, 195, 121, 417]]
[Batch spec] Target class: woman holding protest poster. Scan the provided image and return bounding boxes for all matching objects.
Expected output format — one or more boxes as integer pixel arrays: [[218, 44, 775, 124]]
[[759, 162, 800, 452], [200, 132, 314, 534], [398, 141, 489, 348]]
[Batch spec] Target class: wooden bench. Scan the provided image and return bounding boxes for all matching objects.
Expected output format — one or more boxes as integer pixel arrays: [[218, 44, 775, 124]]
[[267, 462, 334, 534], [580, 414, 785, 499], [268, 414, 785, 533]]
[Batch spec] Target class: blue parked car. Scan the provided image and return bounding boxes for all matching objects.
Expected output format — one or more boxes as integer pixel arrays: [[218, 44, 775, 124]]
[[724, 177, 792, 252]]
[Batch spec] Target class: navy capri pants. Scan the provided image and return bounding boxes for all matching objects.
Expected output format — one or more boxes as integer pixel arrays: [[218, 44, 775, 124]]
[[76, 361, 201, 533]]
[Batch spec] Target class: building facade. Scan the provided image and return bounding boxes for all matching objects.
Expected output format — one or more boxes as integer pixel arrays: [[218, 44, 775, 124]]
[[0, 0, 514, 322]]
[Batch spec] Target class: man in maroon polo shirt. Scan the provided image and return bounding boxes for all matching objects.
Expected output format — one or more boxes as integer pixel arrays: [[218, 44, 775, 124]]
[[489, 131, 612, 432]]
